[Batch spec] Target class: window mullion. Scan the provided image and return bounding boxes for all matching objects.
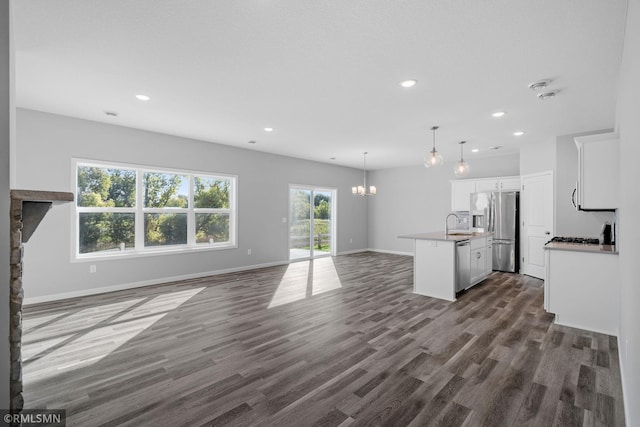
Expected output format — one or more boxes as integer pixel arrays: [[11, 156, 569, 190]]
[[135, 170, 144, 250], [188, 175, 195, 246]]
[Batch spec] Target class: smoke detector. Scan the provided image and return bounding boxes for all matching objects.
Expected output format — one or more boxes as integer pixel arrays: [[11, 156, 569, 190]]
[[528, 79, 552, 91], [537, 90, 560, 100]]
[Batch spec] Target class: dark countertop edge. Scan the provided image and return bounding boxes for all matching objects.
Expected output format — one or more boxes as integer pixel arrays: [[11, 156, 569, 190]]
[[544, 242, 618, 255]]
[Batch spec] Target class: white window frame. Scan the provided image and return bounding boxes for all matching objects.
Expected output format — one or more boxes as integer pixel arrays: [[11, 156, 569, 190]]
[[72, 158, 238, 261]]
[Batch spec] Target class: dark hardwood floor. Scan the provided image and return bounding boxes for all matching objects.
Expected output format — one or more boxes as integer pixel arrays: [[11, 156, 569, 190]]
[[22, 252, 625, 426]]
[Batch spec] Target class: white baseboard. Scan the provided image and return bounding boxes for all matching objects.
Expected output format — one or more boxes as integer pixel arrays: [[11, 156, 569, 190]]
[[367, 248, 414, 257], [618, 337, 631, 427], [24, 250, 409, 305], [336, 248, 369, 255], [24, 260, 290, 305]]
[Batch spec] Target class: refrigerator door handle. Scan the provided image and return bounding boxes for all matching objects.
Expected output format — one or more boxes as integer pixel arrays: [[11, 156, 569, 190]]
[[490, 194, 496, 233]]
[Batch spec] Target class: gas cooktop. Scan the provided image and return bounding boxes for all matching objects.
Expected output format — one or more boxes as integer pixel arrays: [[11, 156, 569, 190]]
[[548, 236, 600, 245]]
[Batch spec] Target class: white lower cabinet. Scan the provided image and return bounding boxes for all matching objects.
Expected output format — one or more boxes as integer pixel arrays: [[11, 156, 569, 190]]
[[469, 237, 488, 286], [545, 249, 619, 335]]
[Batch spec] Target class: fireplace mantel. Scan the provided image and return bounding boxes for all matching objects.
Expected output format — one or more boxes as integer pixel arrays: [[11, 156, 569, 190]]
[[9, 189, 74, 416]]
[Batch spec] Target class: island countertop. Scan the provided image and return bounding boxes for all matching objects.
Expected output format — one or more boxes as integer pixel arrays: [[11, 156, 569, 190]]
[[398, 231, 493, 242]]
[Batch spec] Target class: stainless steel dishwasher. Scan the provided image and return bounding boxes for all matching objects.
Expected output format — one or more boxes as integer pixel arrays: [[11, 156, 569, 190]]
[[456, 240, 471, 292]]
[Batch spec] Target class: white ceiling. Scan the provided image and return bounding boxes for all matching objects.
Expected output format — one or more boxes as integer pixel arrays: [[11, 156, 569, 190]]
[[13, 0, 628, 170]]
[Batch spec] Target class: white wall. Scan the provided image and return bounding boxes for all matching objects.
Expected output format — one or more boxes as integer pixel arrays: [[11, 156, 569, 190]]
[[0, 0, 11, 409], [367, 153, 520, 254], [554, 131, 615, 238], [519, 137, 556, 176], [15, 109, 369, 301], [616, 0, 640, 424]]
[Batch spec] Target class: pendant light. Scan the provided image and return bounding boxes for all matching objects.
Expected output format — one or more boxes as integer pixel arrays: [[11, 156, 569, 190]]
[[352, 152, 377, 196], [424, 126, 443, 168], [454, 141, 470, 177]]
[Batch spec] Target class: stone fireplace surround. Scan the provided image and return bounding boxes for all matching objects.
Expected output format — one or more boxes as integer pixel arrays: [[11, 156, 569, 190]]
[[9, 190, 73, 417]]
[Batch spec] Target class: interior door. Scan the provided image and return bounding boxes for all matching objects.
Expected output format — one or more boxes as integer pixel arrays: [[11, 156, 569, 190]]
[[521, 171, 554, 279]]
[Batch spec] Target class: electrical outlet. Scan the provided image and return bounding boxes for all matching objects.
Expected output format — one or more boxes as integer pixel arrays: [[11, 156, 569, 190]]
[[349, 238, 353, 243], [89, 265, 96, 273], [247, 249, 252, 255], [430, 241, 437, 247], [282, 217, 287, 223]]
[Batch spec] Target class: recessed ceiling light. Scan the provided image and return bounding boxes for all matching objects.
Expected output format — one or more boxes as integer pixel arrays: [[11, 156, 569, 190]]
[[489, 146, 502, 150], [264, 127, 274, 132], [248, 140, 256, 144], [528, 79, 552, 91], [492, 111, 506, 118], [105, 111, 118, 117], [135, 94, 150, 101], [330, 157, 336, 160], [513, 131, 525, 136], [399, 79, 417, 88], [471, 149, 480, 153]]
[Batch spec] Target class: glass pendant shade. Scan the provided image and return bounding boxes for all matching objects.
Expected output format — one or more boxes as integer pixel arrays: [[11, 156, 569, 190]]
[[424, 149, 444, 168], [424, 126, 443, 168], [454, 160, 470, 176], [454, 141, 470, 176]]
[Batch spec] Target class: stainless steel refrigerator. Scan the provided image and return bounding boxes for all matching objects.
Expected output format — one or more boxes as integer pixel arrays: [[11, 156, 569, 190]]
[[470, 191, 519, 273]]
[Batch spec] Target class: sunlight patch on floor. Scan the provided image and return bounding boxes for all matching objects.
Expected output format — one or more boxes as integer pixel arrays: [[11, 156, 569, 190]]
[[268, 257, 342, 308], [311, 257, 342, 296], [23, 287, 204, 383]]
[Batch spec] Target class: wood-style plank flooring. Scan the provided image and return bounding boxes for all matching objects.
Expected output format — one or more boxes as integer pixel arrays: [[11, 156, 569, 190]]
[[22, 252, 625, 426]]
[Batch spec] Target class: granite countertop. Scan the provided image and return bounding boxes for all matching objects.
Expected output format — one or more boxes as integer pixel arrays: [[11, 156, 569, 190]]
[[544, 242, 618, 255], [398, 231, 493, 242]]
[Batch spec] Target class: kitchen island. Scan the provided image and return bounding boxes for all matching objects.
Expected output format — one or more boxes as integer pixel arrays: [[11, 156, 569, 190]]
[[399, 231, 493, 301], [544, 242, 619, 335]]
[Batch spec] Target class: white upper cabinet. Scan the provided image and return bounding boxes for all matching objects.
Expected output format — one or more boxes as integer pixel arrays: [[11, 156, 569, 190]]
[[475, 176, 521, 192], [451, 175, 520, 212], [451, 180, 476, 211], [574, 133, 619, 210]]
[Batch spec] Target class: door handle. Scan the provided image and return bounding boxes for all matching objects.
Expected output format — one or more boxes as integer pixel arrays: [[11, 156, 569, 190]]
[[571, 188, 577, 208], [545, 231, 550, 235]]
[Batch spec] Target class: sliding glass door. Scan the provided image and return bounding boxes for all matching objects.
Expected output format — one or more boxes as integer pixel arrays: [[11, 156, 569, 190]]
[[289, 186, 336, 260]]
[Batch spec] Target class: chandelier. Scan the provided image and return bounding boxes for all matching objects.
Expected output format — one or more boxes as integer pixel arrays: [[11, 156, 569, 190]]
[[352, 152, 376, 196]]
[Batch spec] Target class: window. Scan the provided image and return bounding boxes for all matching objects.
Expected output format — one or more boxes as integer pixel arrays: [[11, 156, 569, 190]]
[[75, 160, 237, 258]]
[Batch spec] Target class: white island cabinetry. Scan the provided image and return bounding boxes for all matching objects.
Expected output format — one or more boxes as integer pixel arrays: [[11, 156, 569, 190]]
[[470, 238, 487, 286], [399, 232, 493, 301]]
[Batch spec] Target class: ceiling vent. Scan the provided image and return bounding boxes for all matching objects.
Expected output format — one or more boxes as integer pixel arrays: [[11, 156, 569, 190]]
[[537, 90, 560, 100], [528, 79, 552, 91]]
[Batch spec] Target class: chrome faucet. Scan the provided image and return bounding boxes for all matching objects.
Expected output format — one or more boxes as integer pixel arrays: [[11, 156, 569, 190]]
[[445, 213, 459, 235]]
